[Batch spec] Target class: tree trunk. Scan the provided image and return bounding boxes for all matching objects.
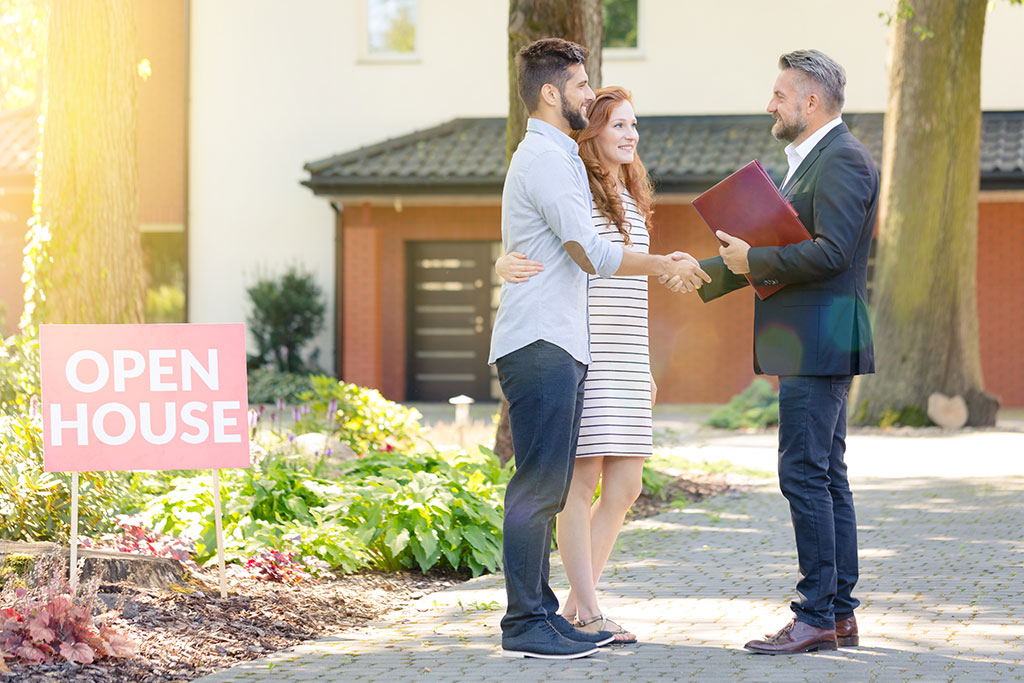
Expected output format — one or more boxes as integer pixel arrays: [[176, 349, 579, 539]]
[[25, 0, 145, 325], [851, 0, 993, 425], [495, 0, 603, 466], [504, 0, 603, 163]]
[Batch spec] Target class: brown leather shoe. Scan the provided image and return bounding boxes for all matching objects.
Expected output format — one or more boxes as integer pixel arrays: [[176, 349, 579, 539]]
[[836, 614, 858, 647], [744, 619, 838, 654]]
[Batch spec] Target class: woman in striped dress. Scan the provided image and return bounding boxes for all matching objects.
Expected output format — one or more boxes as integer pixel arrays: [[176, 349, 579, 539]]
[[496, 86, 659, 644]]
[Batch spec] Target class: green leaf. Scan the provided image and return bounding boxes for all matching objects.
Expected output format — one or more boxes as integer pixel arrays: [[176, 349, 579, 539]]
[[384, 527, 410, 557]]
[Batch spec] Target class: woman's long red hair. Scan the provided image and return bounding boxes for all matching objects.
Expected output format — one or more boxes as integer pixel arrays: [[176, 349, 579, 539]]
[[572, 86, 654, 245]]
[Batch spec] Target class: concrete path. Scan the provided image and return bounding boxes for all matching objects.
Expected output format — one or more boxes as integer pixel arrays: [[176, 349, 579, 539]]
[[197, 428, 1024, 682]]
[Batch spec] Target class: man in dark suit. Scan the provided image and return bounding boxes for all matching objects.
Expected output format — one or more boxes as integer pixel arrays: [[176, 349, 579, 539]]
[[672, 50, 879, 654]]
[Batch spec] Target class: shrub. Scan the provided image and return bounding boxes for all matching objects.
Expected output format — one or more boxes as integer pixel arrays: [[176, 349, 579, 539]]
[[0, 333, 40, 417], [0, 417, 147, 543], [247, 368, 313, 405], [705, 378, 780, 430], [144, 284, 185, 323], [293, 375, 422, 455], [247, 268, 325, 373]]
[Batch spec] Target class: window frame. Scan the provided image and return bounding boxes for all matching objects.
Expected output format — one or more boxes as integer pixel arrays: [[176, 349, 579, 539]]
[[357, 0, 421, 64], [602, 0, 645, 61]]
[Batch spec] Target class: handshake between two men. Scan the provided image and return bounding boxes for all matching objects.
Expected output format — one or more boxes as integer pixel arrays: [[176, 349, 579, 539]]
[[661, 230, 751, 293], [505, 229, 752, 294]]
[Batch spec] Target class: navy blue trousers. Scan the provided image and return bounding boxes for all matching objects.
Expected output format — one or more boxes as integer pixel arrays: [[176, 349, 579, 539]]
[[495, 340, 587, 637], [777, 375, 860, 629]]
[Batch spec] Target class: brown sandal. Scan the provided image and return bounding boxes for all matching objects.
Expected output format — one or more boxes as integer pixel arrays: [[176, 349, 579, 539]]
[[574, 614, 638, 644]]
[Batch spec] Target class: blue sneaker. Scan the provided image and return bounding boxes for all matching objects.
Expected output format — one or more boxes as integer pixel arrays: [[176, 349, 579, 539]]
[[501, 620, 601, 659], [547, 613, 615, 646]]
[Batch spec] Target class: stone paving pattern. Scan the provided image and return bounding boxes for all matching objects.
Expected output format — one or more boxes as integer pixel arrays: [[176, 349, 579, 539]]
[[197, 430, 1024, 682]]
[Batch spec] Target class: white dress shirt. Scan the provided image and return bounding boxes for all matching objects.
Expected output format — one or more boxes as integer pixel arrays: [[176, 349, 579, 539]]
[[782, 116, 843, 189]]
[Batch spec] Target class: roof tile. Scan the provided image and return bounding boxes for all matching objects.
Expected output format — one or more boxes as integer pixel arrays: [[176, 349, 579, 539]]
[[304, 111, 1024, 194]]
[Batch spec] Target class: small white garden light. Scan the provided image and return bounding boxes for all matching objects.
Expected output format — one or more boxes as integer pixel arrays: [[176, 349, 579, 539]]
[[448, 394, 475, 450]]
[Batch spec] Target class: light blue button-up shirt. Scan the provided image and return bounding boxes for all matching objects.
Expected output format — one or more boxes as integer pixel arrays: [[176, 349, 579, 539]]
[[488, 118, 624, 365]]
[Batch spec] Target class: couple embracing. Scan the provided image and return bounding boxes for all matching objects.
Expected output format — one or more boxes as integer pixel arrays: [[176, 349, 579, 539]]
[[489, 38, 878, 660]]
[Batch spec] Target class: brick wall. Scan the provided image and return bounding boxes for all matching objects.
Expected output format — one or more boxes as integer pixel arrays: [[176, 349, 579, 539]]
[[978, 201, 1024, 407], [339, 198, 1023, 407], [648, 204, 764, 404], [341, 204, 500, 400]]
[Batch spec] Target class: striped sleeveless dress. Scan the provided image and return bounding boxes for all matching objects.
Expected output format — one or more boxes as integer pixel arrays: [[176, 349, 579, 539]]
[[575, 189, 652, 459]]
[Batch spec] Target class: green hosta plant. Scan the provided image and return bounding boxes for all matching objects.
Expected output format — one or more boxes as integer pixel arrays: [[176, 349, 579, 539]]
[[139, 455, 370, 571], [340, 450, 508, 576], [141, 447, 509, 577]]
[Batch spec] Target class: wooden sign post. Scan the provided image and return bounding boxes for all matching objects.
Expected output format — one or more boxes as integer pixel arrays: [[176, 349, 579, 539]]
[[40, 323, 251, 597]]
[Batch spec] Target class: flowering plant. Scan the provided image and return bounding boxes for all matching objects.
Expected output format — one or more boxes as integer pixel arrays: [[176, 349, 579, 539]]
[[0, 553, 134, 671], [79, 515, 200, 573]]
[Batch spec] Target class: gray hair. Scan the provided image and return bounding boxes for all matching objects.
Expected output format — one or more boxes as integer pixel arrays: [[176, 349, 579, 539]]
[[778, 49, 846, 113]]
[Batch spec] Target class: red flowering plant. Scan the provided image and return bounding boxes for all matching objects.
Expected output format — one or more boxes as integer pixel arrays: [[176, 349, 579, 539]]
[[233, 547, 333, 583], [0, 553, 134, 672], [78, 515, 200, 574]]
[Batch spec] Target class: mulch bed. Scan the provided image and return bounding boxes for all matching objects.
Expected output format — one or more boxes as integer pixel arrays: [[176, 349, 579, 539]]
[[630, 470, 745, 520], [4, 471, 744, 682]]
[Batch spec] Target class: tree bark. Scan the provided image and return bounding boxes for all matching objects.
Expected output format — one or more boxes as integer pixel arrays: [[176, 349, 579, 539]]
[[27, 0, 145, 325], [851, 0, 992, 425], [495, 0, 603, 466], [504, 0, 603, 163]]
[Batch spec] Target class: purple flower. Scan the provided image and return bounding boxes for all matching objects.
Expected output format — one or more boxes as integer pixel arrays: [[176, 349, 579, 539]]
[[327, 398, 338, 418], [300, 404, 311, 415], [276, 398, 286, 410], [248, 409, 259, 428], [288, 433, 296, 442], [324, 447, 333, 457], [258, 404, 266, 416], [292, 407, 301, 422]]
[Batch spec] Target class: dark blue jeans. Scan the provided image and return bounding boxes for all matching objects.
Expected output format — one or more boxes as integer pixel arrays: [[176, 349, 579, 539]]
[[777, 375, 860, 630], [495, 340, 587, 638]]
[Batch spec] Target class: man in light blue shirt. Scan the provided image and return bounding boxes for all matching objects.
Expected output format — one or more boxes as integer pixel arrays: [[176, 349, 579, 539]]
[[492, 38, 709, 661]]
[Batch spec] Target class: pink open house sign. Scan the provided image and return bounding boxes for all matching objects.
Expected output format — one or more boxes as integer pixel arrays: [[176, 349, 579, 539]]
[[40, 323, 251, 473]]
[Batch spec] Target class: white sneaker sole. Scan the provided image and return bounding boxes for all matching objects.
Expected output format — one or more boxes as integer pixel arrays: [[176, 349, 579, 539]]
[[501, 646, 600, 660]]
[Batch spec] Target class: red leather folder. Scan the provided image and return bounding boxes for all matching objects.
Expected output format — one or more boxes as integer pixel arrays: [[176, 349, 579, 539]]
[[691, 159, 812, 300]]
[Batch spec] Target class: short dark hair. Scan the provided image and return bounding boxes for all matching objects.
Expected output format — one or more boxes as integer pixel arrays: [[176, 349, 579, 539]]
[[778, 49, 846, 113], [516, 38, 588, 112]]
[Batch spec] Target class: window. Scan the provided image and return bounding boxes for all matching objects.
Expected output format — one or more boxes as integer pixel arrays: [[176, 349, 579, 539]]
[[603, 0, 641, 56], [364, 0, 418, 59], [142, 229, 186, 323]]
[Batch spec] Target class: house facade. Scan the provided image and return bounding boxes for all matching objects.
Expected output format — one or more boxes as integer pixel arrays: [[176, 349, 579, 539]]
[[189, 0, 1024, 406], [302, 113, 1024, 406], [3, 1, 1022, 406]]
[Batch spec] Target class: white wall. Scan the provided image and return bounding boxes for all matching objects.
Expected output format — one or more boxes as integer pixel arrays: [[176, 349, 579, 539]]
[[189, 0, 1024, 370], [189, 0, 508, 370]]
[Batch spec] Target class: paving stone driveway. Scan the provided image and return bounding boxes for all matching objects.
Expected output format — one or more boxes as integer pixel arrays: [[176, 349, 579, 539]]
[[197, 430, 1024, 682]]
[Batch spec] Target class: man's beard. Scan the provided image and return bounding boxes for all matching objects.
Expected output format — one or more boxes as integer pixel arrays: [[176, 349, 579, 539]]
[[561, 94, 589, 131], [772, 114, 807, 142]]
